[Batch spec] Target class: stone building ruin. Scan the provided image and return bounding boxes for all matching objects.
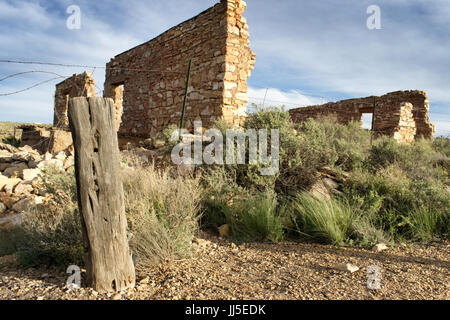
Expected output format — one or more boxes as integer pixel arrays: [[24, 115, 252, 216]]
[[22, 0, 436, 154], [289, 90, 436, 143], [104, 0, 256, 139], [53, 72, 97, 128]]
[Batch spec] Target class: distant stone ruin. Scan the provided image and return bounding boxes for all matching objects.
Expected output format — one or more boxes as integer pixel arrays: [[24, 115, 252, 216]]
[[19, 72, 96, 154], [289, 91, 436, 143]]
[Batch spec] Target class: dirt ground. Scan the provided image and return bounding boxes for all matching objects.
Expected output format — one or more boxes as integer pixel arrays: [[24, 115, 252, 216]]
[[0, 233, 448, 300]]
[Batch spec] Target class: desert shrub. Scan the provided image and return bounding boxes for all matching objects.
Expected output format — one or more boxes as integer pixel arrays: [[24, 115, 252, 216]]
[[2, 135, 21, 148], [4, 157, 202, 273], [433, 136, 450, 157], [349, 216, 391, 247], [369, 137, 446, 180], [14, 167, 83, 268], [15, 202, 83, 268], [39, 165, 77, 202], [401, 206, 445, 242], [213, 118, 236, 136], [343, 164, 449, 241], [0, 228, 26, 257], [162, 124, 181, 149], [276, 115, 370, 192], [199, 166, 246, 228], [122, 159, 202, 275], [291, 193, 354, 245], [225, 190, 284, 244]]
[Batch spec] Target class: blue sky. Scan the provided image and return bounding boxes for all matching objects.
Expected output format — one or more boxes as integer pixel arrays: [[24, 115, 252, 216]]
[[0, 0, 449, 136]]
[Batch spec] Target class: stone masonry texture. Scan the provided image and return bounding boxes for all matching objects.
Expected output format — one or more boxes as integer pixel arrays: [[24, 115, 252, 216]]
[[104, 0, 256, 139], [53, 72, 97, 129], [289, 90, 436, 142]]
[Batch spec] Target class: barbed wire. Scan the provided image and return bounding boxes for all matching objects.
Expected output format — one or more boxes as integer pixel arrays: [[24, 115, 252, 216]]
[[0, 70, 70, 82], [0, 59, 186, 74], [0, 76, 65, 96]]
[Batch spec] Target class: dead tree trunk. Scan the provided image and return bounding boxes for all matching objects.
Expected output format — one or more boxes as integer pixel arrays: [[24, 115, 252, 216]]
[[68, 97, 135, 293]]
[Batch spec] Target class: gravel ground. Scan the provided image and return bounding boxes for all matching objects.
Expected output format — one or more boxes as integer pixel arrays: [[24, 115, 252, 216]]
[[0, 233, 448, 300]]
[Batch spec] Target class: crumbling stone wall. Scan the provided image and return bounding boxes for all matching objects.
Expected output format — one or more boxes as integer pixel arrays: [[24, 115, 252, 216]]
[[104, 0, 255, 138], [289, 90, 435, 142], [19, 125, 73, 154], [53, 72, 96, 128]]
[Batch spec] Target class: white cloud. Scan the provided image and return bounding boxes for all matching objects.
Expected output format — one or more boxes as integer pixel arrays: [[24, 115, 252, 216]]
[[247, 87, 324, 110], [0, 1, 53, 29]]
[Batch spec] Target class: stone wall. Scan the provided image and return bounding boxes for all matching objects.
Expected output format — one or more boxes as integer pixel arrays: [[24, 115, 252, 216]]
[[289, 90, 435, 142], [104, 0, 255, 139], [19, 125, 73, 154], [53, 72, 97, 128]]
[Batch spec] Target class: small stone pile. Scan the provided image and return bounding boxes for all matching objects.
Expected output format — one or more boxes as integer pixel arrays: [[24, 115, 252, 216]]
[[0, 143, 74, 230]]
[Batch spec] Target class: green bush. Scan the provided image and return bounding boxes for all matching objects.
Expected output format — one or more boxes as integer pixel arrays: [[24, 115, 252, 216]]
[[291, 193, 354, 245], [433, 137, 450, 157], [401, 206, 445, 242], [10, 167, 82, 268], [225, 190, 284, 244], [343, 164, 449, 242], [199, 166, 246, 228]]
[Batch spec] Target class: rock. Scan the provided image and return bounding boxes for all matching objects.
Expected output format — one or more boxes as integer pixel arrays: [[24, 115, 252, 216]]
[[44, 152, 52, 161], [0, 176, 22, 192], [63, 156, 74, 170], [21, 168, 41, 181], [153, 139, 166, 149], [0, 143, 19, 153], [336, 263, 360, 273], [11, 151, 32, 162], [54, 151, 67, 161], [373, 243, 389, 253], [309, 179, 332, 201], [13, 182, 34, 195], [112, 293, 122, 300], [141, 138, 153, 149], [0, 195, 20, 209], [27, 160, 39, 169], [0, 150, 13, 163], [218, 224, 231, 238], [0, 163, 10, 171], [0, 214, 22, 230], [11, 196, 43, 213], [3, 163, 28, 178], [0, 202, 6, 214], [37, 159, 64, 171], [192, 238, 211, 248], [322, 177, 339, 191]]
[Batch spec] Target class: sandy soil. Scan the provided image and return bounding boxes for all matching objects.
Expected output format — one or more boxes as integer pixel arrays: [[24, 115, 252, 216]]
[[0, 234, 448, 300]]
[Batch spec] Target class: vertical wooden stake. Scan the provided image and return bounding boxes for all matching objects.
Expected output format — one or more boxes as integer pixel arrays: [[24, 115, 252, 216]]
[[179, 59, 192, 133], [68, 97, 135, 293], [371, 97, 377, 145]]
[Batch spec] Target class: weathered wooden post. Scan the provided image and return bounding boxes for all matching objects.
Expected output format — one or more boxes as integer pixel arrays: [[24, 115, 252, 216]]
[[68, 97, 135, 293]]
